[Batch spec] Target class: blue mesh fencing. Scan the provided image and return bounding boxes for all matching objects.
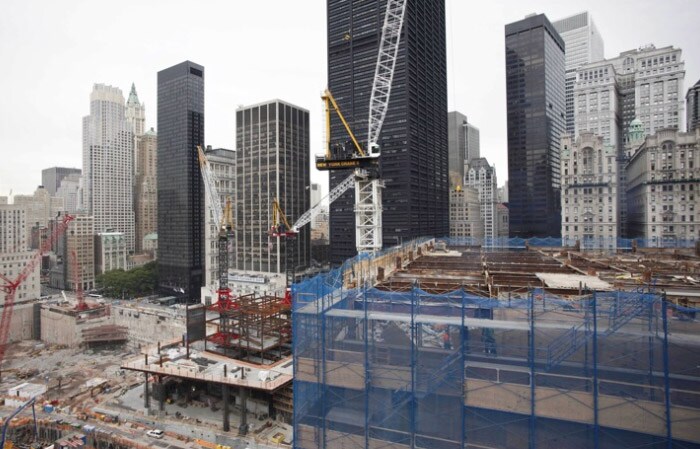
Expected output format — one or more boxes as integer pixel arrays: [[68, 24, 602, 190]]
[[293, 283, 700, 449]]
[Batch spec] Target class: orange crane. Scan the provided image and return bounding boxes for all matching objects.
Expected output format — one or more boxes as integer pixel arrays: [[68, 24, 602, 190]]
[[0, 213, 74, 367]]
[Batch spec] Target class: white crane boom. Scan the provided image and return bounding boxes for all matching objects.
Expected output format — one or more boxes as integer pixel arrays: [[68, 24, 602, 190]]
[[197, 146, 223, 229], [367, 0, 408, 149], [293, 173, 355, 232], [355, 0, 407, 254]]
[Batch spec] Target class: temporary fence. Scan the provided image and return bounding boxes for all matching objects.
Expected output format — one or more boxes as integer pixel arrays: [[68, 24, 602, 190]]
[[293, 276, 700, 449]]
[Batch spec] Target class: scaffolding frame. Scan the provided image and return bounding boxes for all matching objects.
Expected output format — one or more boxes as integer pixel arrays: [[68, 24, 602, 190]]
[[293, 257, 700, 449], [206, 293, 291, 363]]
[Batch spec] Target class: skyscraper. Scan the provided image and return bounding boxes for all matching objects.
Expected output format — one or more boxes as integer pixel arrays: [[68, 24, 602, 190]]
[[465, 158, 498, 240], [688, 79, 700, 132], [505, 14, 566, 238], [125, 83, 145, 138], [327, 0, 449, 263], [157, 61, 205, 299], [235, 100, 310, 274], [82, 84, 135, 251], [134, 128, 157, 252], [447, 111, 480, 188], [552, 11, 605, 135], [41, 167, 81, 196]]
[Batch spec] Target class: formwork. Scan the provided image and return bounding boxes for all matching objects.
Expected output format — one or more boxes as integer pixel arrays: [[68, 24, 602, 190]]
[[292, 242, 700, 449]]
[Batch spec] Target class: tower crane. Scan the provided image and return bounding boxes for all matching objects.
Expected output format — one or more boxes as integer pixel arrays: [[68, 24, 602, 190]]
[[0, 213, 74, 367], [197, 146, 237, 346], [313, 0, 407, 254]]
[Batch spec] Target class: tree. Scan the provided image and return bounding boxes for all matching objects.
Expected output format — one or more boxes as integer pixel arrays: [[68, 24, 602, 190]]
[[96, 261, 157, 298]]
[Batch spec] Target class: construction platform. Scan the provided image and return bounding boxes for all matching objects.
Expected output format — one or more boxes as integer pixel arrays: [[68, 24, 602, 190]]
[[292, 238, 700, 449]]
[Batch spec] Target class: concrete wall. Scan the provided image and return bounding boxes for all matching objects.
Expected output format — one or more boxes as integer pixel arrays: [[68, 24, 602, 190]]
[[7, 303, 37, 343]]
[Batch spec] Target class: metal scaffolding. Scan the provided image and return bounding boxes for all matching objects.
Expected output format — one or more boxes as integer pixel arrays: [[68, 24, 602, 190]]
[[292, 249, 700, 449]]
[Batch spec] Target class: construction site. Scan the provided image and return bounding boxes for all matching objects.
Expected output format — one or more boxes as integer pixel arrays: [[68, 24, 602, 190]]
[[293, 238, 700, 449]]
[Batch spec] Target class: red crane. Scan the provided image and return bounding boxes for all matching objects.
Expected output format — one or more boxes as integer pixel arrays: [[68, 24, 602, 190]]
[[70, 249, 88, 311], [0, 214, 74, 366]]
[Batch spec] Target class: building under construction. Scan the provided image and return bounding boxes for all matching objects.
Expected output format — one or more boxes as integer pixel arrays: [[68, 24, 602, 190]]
[[293, 238, 700, 449]]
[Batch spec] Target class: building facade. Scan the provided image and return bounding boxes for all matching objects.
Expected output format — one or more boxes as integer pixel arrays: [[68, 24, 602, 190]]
[[449, 186, 483, 238], [0, 204, 28, 253], [13, 186, 64, 247], [465, 158, 498, 240], [157, 61, 205, 300], [560, 132, 618, 246], [95, 232, 128, 275], [0, 252, 39, 304], [327, 0, 449, 262], [448, 111, 480, 188], [125, 83, 146, 140], [627, 127, 700, 243], [203, 146, 236, 290], [235, 100, 310, 274], [134, 128, 157, 253], [41, 167, 81, 197], [55, 173, 81, 214], [688, 79, 700, 132], [575, 45, 685, 147], [506, 14, 566, 238], [496, 203, 509, 237], [50, 215, 95, 292], [82, 84, 135, 252], [552, 11, 605, 135]]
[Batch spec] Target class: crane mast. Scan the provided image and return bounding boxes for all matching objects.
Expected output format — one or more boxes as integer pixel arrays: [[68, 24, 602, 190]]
[[355, 0, 407, 254]]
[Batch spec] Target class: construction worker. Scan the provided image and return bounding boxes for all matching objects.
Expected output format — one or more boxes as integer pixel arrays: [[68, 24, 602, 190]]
[[481, 328, 497, 355], [442, 330, 452, 350]]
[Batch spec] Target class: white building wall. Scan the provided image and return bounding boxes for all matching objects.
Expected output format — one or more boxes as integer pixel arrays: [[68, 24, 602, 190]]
[[82, 84, 135, 252]]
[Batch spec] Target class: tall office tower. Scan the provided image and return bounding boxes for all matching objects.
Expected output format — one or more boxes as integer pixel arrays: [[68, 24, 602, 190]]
[[552, 11, 605, 135], [560, 132, 618, 246], [202, 146, 236, 293], [82, 84, 135, 252], [41, 167, 81, 196], [56, 173, 81, 214], [310, 183, 322, 207], [327, 0, 449, 263], [157, 61, 205, 300], [447, 111, 480, 188], [235, 100, 310, 274], [0, 204, 27, 253], [505, 14, 566, 238], [13, 186, 65, 246], [688, 79, 700, 132], [65, 215, 95, 291], [0, 205, 38, 304], [134, 128, 158, 252], [465, 158, 498, 240], [449, 186, 483, 238]]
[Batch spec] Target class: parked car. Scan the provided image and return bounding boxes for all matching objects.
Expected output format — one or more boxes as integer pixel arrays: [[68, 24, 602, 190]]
[[146, 429, 164, 439]]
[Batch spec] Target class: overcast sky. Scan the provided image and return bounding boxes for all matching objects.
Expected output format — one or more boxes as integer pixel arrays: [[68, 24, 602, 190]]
[[1, 0, 698, 199]]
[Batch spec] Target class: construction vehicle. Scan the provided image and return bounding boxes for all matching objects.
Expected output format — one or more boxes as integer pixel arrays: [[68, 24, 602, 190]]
[[0, 213, 74, 368], [197, 146, 237, 345]]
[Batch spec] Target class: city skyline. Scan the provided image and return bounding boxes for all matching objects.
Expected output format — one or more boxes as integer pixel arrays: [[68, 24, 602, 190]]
[[1, 0, 699, 202]]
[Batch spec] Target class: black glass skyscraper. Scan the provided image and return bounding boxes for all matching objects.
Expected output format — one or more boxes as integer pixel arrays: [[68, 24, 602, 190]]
[[157, 61, 205, 299], [506, 14, 566, 238], [327, 0, 449, 263]]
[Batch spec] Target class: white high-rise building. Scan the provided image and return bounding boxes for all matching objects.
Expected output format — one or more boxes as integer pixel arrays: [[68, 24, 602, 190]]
[[465, 158, 498, 240], [125, 83, 145, 139], [560, 132, 618, 246], [56, 173, 81, 214], [574, 45, 685, 148], [552, 11, 605, 135], [0, 205, 39, 304], [13, 186, 64, 246], [82, 84, 135, 252]]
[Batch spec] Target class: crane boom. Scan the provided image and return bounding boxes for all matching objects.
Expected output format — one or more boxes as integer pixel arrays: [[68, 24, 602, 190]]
[[355, 0, 407, 254], [367, 0, 408, 150], [292, 173, 354, 232], [197, 146, 223, 230], [0, 213, 74, 366]]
